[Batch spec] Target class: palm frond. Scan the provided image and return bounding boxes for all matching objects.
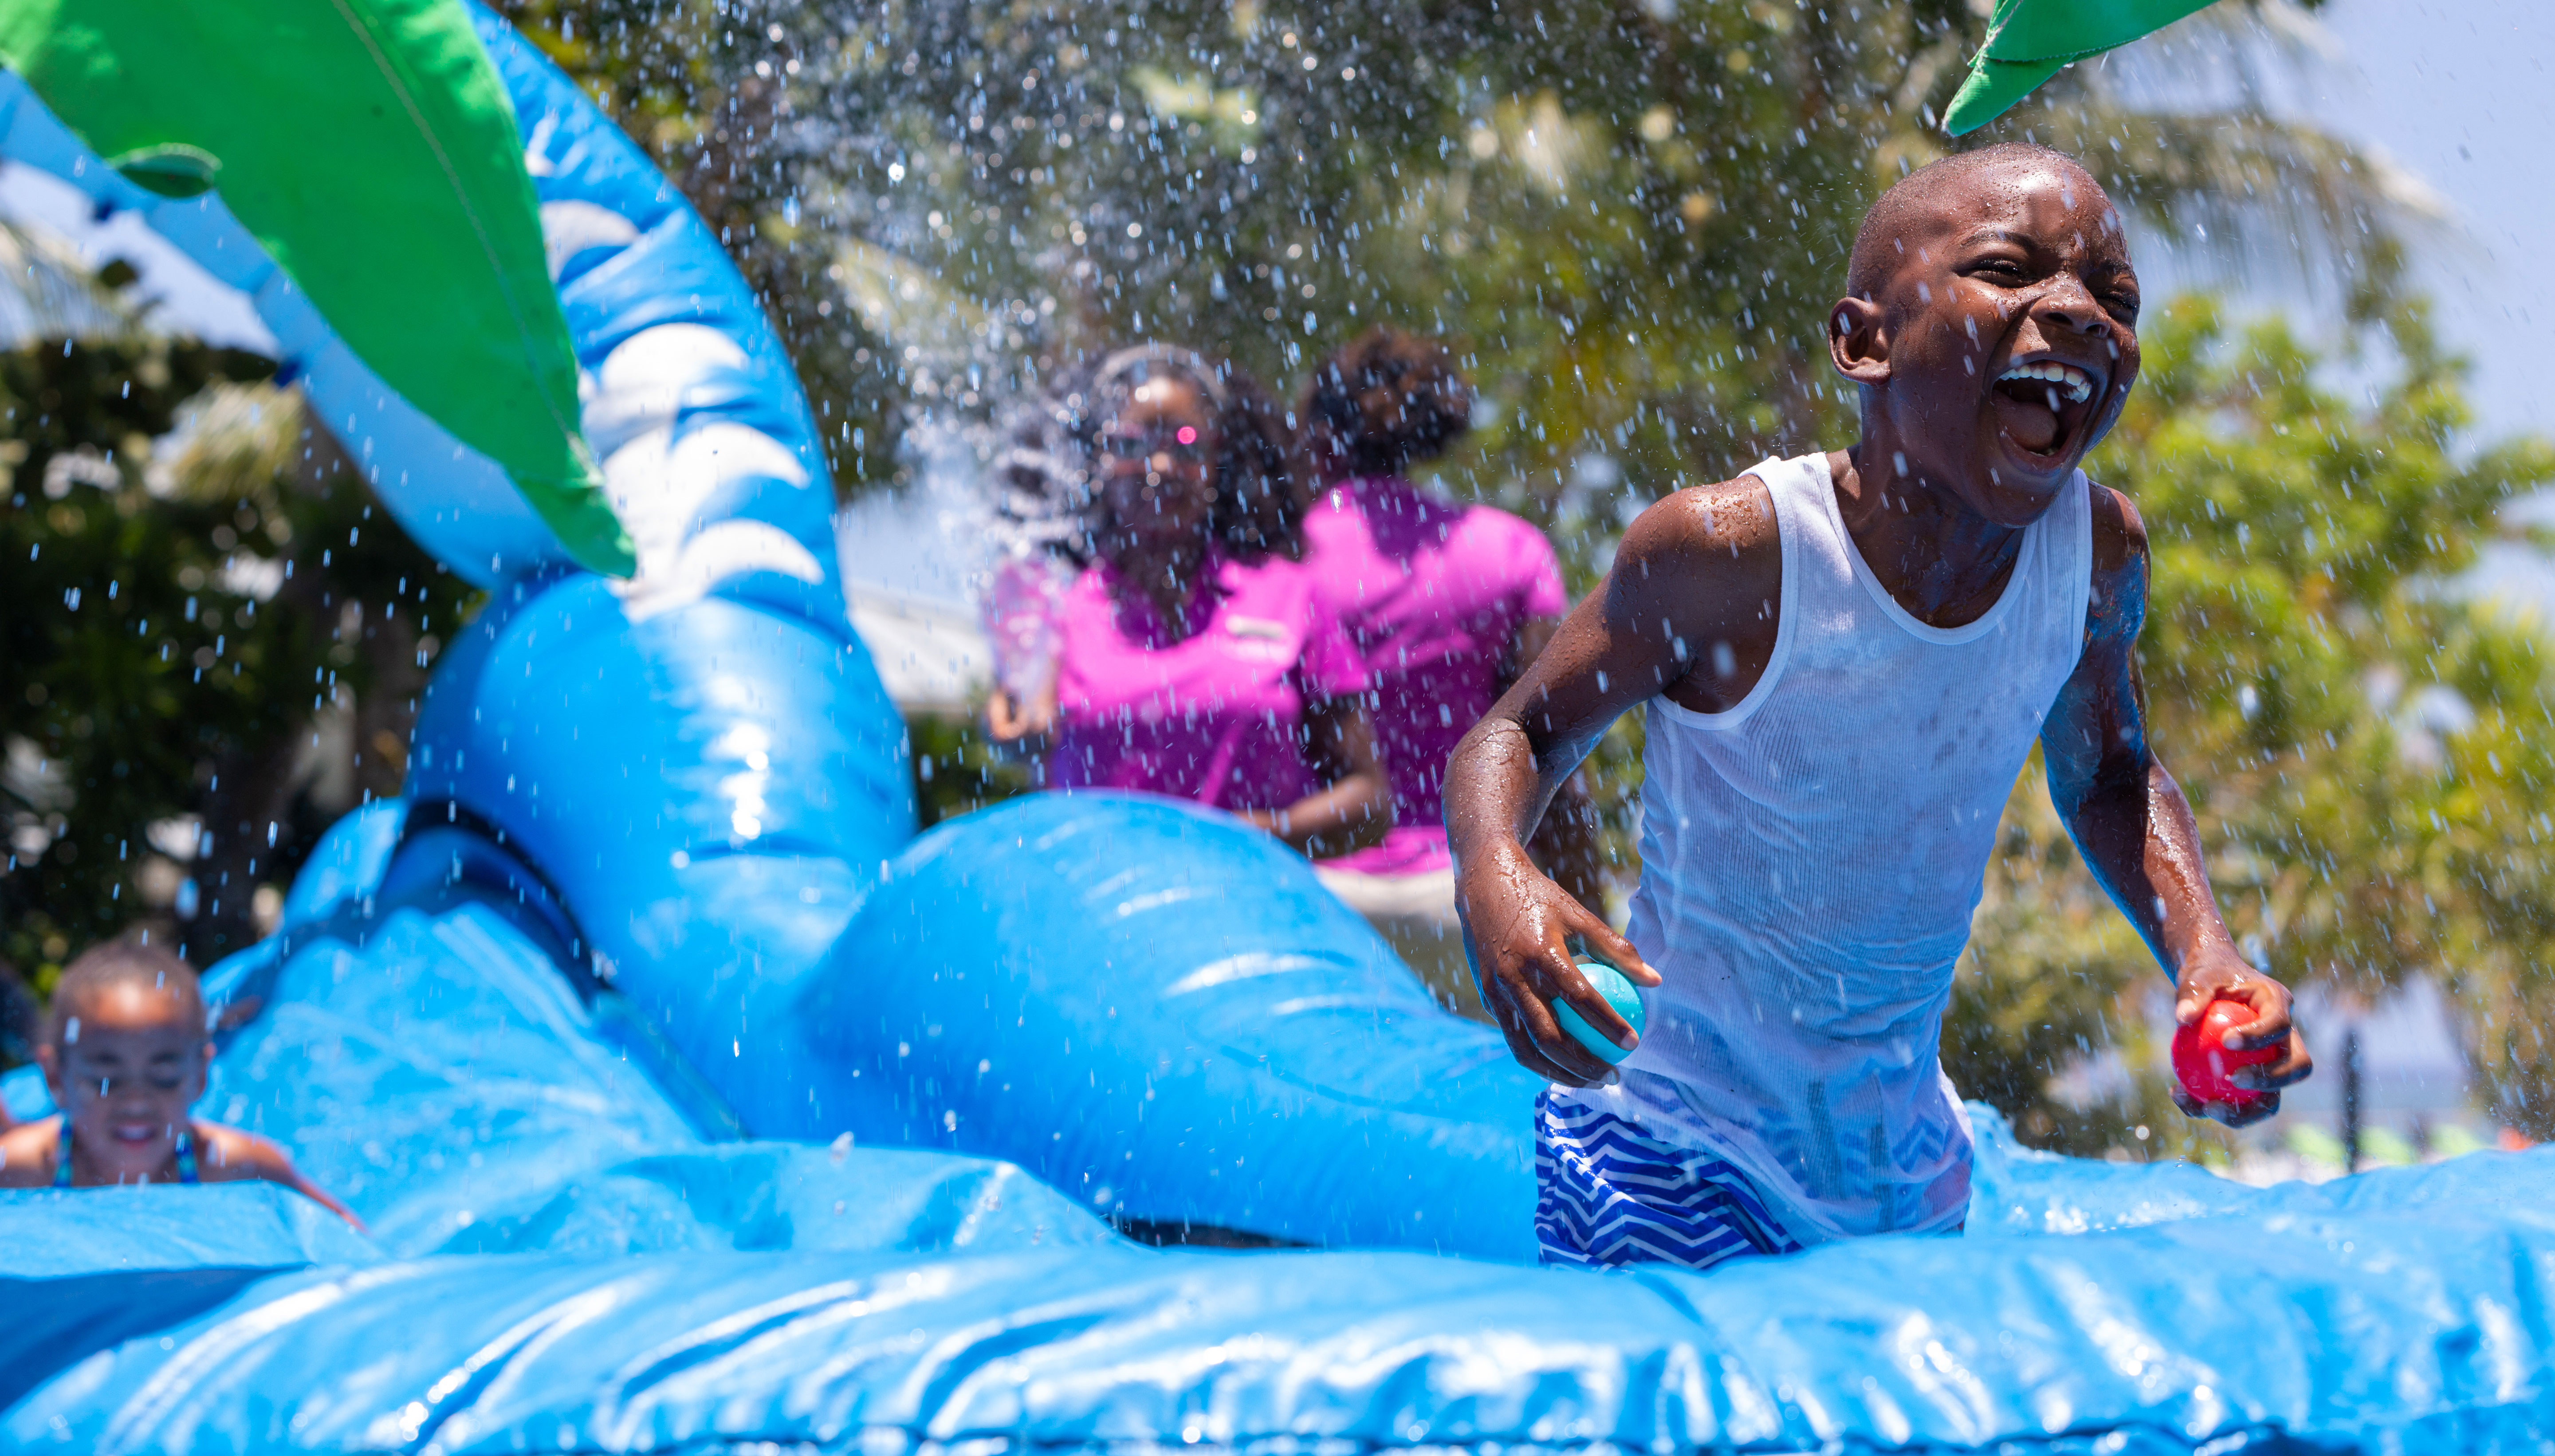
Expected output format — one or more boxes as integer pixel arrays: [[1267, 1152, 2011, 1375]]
[[0, 217, 131, 347]]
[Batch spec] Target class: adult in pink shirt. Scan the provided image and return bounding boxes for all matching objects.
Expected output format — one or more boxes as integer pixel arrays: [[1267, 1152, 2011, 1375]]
[[1298, 329, 1601, 1013], [986, 345, 1388, 856]]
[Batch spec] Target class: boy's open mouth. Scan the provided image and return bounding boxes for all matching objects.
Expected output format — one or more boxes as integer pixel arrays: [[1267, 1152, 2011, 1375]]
[[1989, 358, 2100, 462]]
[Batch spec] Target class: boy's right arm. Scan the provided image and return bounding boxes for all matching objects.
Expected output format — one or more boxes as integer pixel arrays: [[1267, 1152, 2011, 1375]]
[[1446, 478, 1781, 1086], [0, 1118, 55, 1186]]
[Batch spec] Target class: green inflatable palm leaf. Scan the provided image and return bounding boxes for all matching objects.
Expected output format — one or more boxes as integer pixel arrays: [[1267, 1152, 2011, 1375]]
[[0, 0, 634, 577], [1945, 0, 2224, 136]]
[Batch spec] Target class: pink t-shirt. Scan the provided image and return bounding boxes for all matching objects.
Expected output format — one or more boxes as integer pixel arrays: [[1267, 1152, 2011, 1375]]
[[1302, 476, 1569, 874], [1050, 551, 1371, 812]]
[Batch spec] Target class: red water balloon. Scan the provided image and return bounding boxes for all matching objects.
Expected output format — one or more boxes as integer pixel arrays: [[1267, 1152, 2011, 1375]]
[[2173, 997, 2280, 1110]]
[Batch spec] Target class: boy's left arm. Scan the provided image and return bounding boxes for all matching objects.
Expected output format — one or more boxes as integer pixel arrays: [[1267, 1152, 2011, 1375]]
[[2040, 485, 2312, 1126]]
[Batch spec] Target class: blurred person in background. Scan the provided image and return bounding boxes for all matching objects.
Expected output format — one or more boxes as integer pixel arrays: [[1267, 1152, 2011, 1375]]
[[0, 936, 358, 1224], [978, 357, 1098, 771], [985, 344, 1387, 856], [1298, 328, 1603, 1016]]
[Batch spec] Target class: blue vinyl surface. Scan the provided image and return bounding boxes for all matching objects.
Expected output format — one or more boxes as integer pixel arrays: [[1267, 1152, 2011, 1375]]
[[13, 1107, 2555, 1452], [795, 792, 1543, 1258], [12, 7, 2555, 1452], [14, 793, 2555, 1450]]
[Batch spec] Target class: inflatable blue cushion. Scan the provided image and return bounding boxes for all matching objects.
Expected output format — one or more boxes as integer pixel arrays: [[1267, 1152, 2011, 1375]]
[[794, 792, 1542, 1258]]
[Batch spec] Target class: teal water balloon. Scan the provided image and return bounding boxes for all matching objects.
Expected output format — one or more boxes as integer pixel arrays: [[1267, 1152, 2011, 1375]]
[[1551, 958, 1646, 1065]]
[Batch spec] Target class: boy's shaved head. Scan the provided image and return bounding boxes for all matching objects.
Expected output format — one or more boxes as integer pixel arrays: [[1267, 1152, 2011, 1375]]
[[1846, 143, 2108, 302], [1825, 139, 2140, 526], [49, 938, 203, 1044]]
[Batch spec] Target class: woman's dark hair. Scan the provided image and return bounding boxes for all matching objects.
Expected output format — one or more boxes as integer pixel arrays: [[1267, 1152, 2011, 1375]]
[[1302, 328, 1472, 479], [1078, 344, 1311, 563]]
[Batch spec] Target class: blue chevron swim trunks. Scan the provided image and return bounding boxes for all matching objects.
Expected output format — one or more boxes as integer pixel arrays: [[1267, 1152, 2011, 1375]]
[[1534, 1088, 1804, 1271]]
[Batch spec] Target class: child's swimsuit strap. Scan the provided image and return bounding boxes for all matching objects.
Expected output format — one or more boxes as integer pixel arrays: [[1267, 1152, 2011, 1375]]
[[51, 1120, 203, 1186]]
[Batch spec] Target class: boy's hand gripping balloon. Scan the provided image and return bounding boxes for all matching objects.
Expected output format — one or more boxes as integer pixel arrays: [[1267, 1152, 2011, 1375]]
[[1552, 958, 1647, 1067], [2173, 997, 2280, 1111]]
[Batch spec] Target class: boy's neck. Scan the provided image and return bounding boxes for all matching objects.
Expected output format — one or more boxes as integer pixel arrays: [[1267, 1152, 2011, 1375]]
[[1828, 440, 2034, 632]]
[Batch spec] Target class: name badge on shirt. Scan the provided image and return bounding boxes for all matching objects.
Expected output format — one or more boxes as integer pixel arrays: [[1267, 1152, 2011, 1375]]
[[1223, 615, 1293, 661]]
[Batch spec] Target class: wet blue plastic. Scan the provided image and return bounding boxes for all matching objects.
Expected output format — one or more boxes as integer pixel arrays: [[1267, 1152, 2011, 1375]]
[[398, 571, 913, 1138], [15, 1128, 2555, 1451], [0, 1183, 382, 1279], [18, 8, 2555, 1448], [795, 793, 1541, 1258], [18, 809, 2555, 1449], [1, 861, 1117, 1427], [4, 875, 1112, 1267]]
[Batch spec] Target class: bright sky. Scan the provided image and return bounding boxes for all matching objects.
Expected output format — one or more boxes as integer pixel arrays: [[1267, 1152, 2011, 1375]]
[[2292, 0, 2552, 443], [2257, 1, 2555, 617], [0, 167, 271, 350]]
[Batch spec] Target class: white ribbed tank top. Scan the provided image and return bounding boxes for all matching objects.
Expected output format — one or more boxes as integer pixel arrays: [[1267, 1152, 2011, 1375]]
[[1581, 451, 2093, 1245]]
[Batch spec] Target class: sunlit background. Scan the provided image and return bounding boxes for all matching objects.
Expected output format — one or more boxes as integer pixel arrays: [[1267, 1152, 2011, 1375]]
[[3, 0, 2549, 1179]]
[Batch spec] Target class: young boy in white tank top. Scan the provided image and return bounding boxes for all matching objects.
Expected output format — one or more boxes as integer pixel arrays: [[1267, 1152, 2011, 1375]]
[[1445, 143, 2313, 1269]]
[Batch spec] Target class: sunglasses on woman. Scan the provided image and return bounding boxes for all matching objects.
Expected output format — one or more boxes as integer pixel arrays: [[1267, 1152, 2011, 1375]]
[[1098, 424, 1214, 466]]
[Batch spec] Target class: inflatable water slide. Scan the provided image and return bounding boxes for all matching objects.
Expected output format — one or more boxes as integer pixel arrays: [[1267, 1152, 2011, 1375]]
[[6, 4, 2555, 1450]]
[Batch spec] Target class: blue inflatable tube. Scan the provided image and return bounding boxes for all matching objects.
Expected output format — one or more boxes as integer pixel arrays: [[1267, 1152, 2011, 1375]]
[[14, 806, 2555, 1454], [798, 793, 1542, 1256], [27, 8, 2555, 1450], [390, 11, 919, 1139], [0, 0, 1540, 1246]]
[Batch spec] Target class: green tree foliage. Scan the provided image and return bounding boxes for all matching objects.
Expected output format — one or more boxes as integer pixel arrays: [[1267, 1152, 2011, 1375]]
[[1950, 287, 2555, 1153], [0, 324, 473, 995], [494, 0, 2397, 522], [12, 0, 2504, 1150], [491, 0, 2417, 967]]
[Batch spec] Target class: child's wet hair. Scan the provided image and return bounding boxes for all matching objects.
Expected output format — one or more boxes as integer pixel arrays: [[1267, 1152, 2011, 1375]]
[[47, 938, 205, 1046], [1303, 328, 1472, 478], [1077, 343, 1312, 562], [1843, 142, 2106, 303]]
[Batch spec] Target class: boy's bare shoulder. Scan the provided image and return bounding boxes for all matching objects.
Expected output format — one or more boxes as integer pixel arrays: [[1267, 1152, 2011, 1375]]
[[1604, 475, 1786, 708], [2081, 479, 2151, 649], [1611, 474, 1784, 620], [0, 1116, 58, 1187], [1623, 473, 1781, 563], [2086, 479, 2148, 580], [196, 1122, 301, 1184]]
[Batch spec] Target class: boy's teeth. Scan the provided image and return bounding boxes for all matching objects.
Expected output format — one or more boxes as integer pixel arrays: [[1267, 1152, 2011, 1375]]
[[1996, 361, 2093, 404]]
